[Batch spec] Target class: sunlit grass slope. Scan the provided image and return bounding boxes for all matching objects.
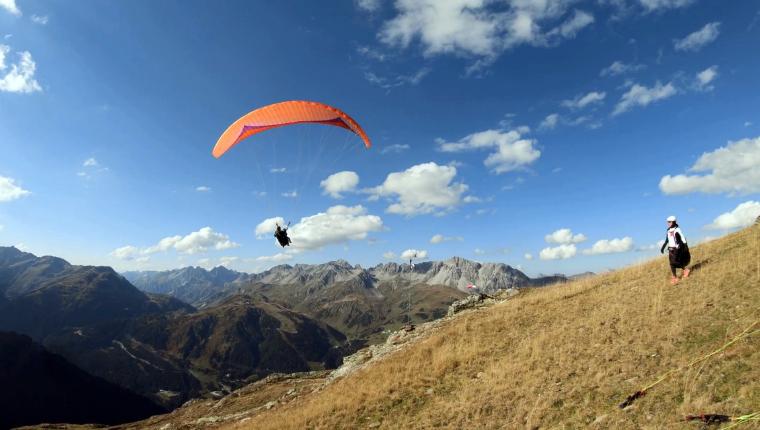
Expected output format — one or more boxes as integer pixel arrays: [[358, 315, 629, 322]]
[[230, 224, 759, 429]]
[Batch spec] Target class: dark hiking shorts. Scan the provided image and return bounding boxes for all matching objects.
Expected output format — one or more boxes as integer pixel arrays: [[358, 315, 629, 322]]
[[669, 246, 690, 268]]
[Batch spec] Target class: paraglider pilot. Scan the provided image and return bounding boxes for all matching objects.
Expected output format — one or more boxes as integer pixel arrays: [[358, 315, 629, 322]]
[[274, 223, 291, 248], [660, 215, 690, 285]]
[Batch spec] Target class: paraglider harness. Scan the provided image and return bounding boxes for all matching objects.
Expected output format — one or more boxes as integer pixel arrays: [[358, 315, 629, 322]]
[[274, 222, 292, 248]]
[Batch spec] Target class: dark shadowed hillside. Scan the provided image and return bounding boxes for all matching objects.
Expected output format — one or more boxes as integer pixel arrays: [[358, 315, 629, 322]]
[[0, 331, 165, 429], [42, 294, 349, 409]]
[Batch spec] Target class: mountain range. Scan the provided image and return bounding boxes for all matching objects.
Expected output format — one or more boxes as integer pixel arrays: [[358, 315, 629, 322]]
[[125, 257, 568, 342], [124, 256, 566, 307], [0, 245, 572, 426], [0, 246, 348, 413]]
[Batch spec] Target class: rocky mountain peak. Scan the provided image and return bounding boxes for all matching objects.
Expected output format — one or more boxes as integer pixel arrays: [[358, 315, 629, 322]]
[[330, 259, 353, 269], [444, 256, 480, 269]]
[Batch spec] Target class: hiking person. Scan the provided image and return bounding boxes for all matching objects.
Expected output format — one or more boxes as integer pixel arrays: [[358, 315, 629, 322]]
[[660, 215, 690, 284], [274, 222, 291, 248]]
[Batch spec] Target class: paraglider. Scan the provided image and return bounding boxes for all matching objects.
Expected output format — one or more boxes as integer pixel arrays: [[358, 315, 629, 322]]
[[212, 100, 371, 158], [212, 101, 372, 250], [274, 222, 291, 248]]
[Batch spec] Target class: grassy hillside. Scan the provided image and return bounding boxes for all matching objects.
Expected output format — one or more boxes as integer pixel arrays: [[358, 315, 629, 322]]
[[228, 224, 759, 429]]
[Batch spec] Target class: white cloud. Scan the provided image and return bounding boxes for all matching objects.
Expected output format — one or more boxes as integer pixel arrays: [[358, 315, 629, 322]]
[[255, 253, 293, 263], [110, 245, 142, 261], [582, 237, 634, 255], [659, 136, 760, 195], [705, 201, 760, 230], [383, 251, 397, 259], [639, 0, 694, 11], [674, 22, 720, 52], [379, 0, 501, 58], [566, 115, 598, 128], [30, 14, 48, 24], [474, 248, 486, 255], [321, 171, 360, 198], [281, 190, 298, 198], [134, 227, 239, 256], [367, 162, 469, 215], [0, 175, 30, 201], [745, 122, 753, 127], [364, 68, 430, 89], [255, 216, 286, 239], [0, 0, 20, 16], [144, 235, 182, 254], [438, 129, 519, 152], [437, 128, 540, 174], [286, 205, 383, 250], [0, 44, 7, 68], [170, 227, 239, 254], [545, 228, 587, 244], [0, 47, 41, 93], [524, 253, 533, 260], [600, 61, 645, 77], [78, 157, 107, 180], [539, 113, 559, 130], [195, 258, 213, 268], [430, 234, 463, 244], [219, 257, 240, 267], [378, 0, 594, 68], [401, 249, 427, 260], [539, 244, 576, 260], [550, 10, 594, 39], [357, 45, 387, 62], [562, 91, 606, 109], [270, 167, 286, 173], [484, 138, 540, 173], [196, 186, 211, 192], [612, 81, 676, 116], [356, 0, 381, 12], [695, 65, 718, 91], [380, 144, 410, 154]]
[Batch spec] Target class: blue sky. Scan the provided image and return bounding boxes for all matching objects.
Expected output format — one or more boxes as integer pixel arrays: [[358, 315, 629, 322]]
[[1, 0, 759, 276]]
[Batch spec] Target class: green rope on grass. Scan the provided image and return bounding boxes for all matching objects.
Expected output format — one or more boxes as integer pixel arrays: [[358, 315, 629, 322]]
[[619, 319, 759, 409], [721, 412, 760, 429]]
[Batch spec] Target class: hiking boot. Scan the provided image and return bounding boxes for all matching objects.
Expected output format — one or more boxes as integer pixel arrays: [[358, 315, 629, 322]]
[[683, 268, 690, 278], [670, 276, 679, 285]]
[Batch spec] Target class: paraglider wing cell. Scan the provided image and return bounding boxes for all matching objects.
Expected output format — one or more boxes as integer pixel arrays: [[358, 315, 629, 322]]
[[213, 100, 371, 158]]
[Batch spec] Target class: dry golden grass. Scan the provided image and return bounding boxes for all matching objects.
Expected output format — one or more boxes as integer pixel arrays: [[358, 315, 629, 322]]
[[228, 225, 760, 429]]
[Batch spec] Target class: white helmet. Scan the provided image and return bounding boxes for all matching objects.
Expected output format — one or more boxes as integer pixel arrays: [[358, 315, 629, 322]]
[[666, 215, 677, 222]]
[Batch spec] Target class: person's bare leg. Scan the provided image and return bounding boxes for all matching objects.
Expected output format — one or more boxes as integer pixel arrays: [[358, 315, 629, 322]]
[[683, 267, 690, 278]]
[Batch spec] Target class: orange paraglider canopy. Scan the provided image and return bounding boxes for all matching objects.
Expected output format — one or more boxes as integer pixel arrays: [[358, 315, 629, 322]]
[[212, 100, 371, 158]]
